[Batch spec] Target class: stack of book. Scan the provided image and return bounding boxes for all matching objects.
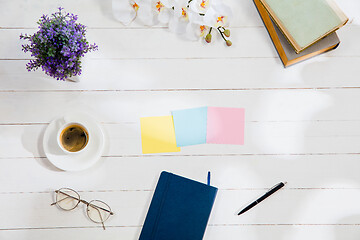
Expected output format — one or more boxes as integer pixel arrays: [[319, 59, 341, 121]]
[[254, 0, 348, 67]]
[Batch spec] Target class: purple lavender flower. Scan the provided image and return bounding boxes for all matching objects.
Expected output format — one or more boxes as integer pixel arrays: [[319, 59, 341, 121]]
[[20, 7, 98, 81]]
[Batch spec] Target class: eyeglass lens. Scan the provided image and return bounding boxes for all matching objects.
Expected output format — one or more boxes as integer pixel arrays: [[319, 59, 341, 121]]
[[87, 200, 112, 223], [55, 188, 80, 210]]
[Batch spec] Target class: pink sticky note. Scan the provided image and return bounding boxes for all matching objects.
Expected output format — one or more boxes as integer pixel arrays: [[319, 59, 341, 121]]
[[206, 107, 245, 145]]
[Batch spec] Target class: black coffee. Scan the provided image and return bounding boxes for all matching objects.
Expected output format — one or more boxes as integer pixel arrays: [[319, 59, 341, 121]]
[[60, 124, 89, 152]]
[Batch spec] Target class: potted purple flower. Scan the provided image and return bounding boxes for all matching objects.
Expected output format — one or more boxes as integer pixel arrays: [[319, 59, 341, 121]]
[[20, 7, 98, 81]]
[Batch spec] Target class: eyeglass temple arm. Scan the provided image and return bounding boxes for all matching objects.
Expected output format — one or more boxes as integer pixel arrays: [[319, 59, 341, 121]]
[[91, 207, 106, 230], [51, 190, 79, 206], [87, 201, 114, 215], [51, 195, 74, 206], [52, 190, 114, 215]]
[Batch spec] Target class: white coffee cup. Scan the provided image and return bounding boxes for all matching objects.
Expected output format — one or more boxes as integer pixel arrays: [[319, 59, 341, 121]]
[[57, 117, 90, 154]]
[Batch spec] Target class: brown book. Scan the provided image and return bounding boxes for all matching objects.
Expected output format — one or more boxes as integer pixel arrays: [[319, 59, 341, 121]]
[[254, 0, 341, 67]]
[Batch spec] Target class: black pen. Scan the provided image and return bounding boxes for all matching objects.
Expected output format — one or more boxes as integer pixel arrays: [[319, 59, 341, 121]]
[[237, 182, 287, 215]]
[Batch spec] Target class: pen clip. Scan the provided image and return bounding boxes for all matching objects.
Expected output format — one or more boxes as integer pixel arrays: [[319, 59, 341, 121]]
[[267, 182, 286, 192]]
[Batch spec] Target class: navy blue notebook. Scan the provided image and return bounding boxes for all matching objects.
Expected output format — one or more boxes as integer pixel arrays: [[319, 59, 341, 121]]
[[139, 171, 218, 240]]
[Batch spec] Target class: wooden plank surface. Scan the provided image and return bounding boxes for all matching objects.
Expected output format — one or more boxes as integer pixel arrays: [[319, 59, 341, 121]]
[[0, 90, 359, 122], [0, 0, 358, 28], [1, 120, 360, 158], [0, 155, 360, 192], [2, 27, 360, 60], [1, 0, 360, 239], [0, 57, 360, 90], [1, 189, 360, 227]]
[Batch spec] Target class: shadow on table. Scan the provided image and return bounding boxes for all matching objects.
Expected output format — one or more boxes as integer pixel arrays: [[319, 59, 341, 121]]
[[97, 0, 115, 22], [240, 55, 360, 240], [21, 119, 111, 173], [21, 123, 62, 172], [335, 215, 360, 240]]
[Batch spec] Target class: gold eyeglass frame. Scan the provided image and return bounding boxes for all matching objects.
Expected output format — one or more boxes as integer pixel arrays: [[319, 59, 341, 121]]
[[51, 188, 114, 230]]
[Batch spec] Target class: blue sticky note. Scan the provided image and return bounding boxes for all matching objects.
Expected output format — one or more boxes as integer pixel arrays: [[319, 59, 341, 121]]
[[172, 107, 208, 147]]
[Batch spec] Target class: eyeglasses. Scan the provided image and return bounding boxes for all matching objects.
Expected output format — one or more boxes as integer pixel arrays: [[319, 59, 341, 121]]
[[51, 188, 114, 230]]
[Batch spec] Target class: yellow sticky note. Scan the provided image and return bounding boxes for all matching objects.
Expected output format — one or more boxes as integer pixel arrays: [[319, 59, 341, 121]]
[[140, 116, 181, 154]]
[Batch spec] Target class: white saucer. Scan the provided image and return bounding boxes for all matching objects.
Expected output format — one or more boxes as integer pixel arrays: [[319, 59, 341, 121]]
[[43, 113, 105, 171]]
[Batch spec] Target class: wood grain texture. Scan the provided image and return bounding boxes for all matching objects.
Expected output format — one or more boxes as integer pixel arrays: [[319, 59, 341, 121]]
[[0, 57, 359, 91], [0, 225, 359, 240], [1, 155, 360, 193], [0, 90, 359, 123], [1, 120, 360, 158], [3, 27, 360, 60], [0, 0, 358, 28], [0, 189, 359, 229], [0, 0, 359, 239]]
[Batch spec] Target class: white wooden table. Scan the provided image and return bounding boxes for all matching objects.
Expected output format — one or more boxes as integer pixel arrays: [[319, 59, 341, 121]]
[[1, 0, 360, 239]]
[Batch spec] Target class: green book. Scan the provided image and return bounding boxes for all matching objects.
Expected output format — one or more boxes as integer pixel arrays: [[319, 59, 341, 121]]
[[259, 0, 348, 53], [254, 0, 341, 67]]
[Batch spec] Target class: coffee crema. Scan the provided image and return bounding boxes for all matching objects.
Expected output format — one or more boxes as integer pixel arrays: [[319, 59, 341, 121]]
[[60, 124, 89, 152]]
